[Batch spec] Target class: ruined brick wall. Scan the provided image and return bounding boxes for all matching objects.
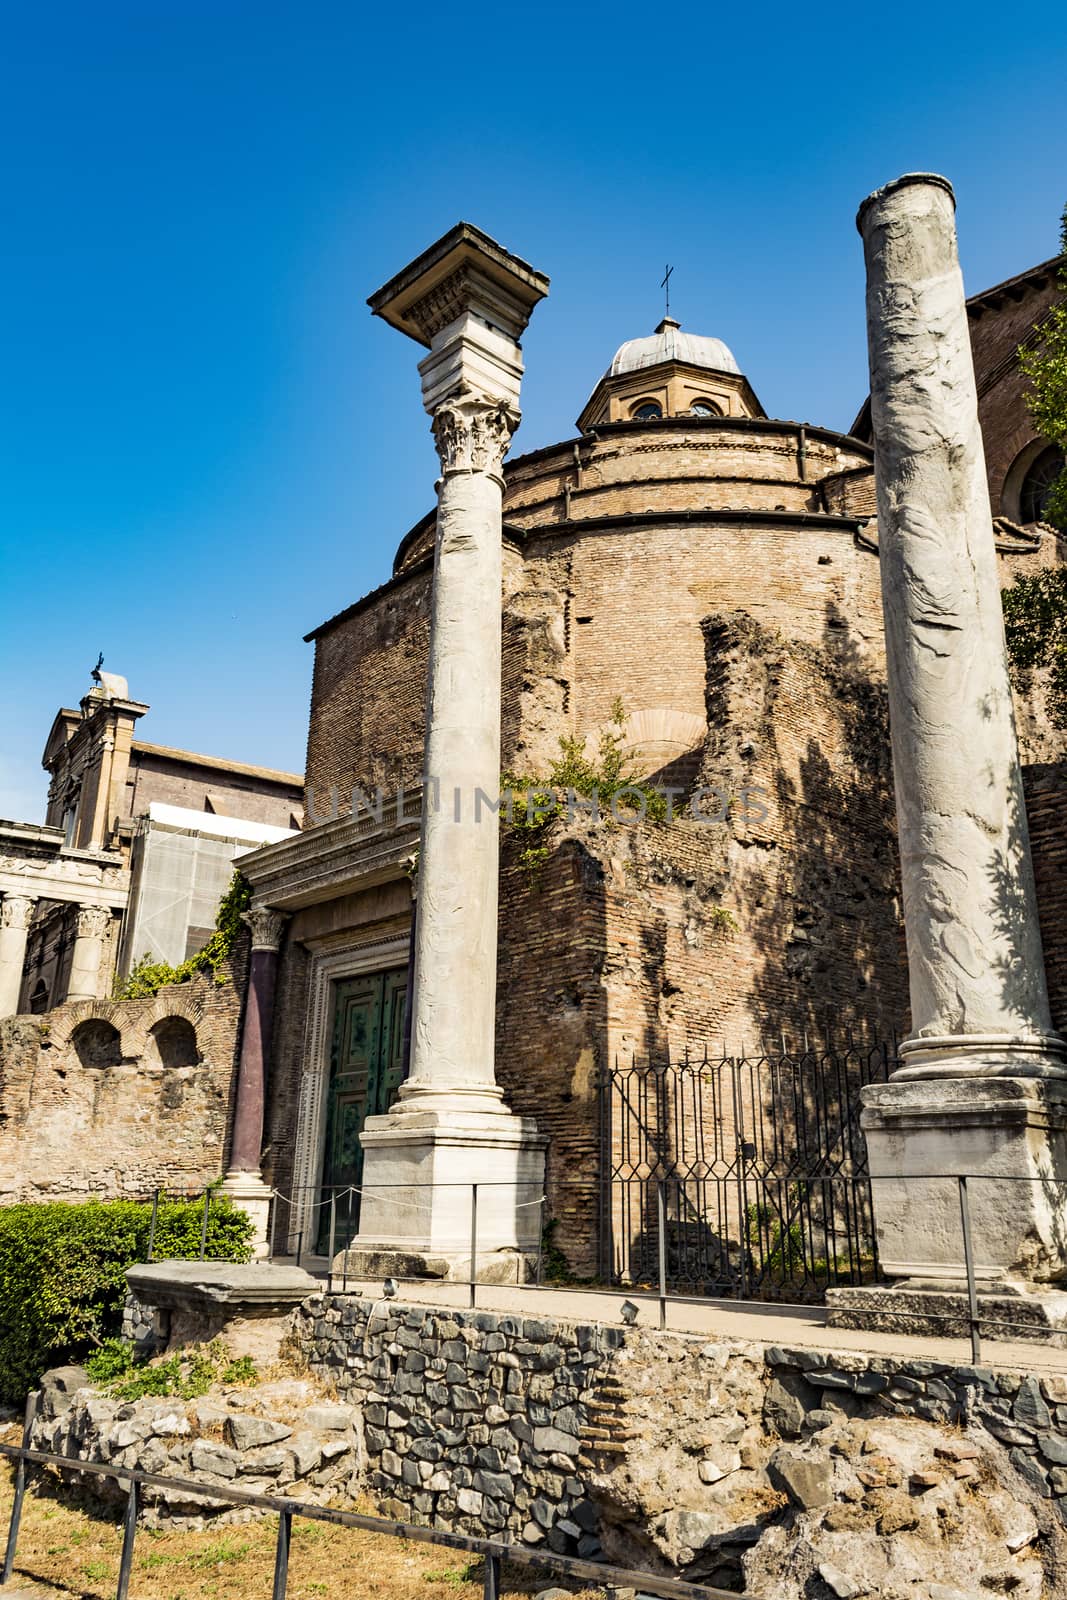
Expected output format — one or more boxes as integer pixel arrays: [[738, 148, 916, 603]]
[[495, 836, 609, 1277], [0, 942, 247, 1202]]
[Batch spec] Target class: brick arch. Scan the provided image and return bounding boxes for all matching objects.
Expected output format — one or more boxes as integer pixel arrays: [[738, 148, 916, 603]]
[[47, 999, 128, 1054], [582, 707, 707, 778], [121, 989, 209, 1059]]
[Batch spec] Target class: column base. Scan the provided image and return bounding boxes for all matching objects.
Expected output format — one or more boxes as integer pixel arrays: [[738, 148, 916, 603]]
[[219, 1170, 273, 1260], [860, 1075, 1067, 1289], [894, 1030, 1067, 1080], [337, 1101, 547, 1283]]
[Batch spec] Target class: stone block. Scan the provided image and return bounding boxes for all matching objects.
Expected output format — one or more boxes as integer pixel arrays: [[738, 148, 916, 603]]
[[224, 1414, 292, 1451], [303, 1404, 353, 1432]]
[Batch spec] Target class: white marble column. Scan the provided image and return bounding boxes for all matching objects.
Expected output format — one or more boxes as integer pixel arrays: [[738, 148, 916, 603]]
[[401, 395, 516, 1110], [859, 173, 1064, 1083], [0, 895, 37, 1017], [342, 225, 549, 1278], [66, 904, 112, 1003], [848, 174, 1067, 1296]]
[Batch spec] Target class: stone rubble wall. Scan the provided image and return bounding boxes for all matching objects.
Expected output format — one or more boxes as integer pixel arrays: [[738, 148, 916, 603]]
[[29, 1369, 361, 1529], [295, 1293, 1067, 1597]]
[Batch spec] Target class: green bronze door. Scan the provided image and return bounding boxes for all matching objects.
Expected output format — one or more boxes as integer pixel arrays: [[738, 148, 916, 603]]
[[317, 967, 407, 1252]]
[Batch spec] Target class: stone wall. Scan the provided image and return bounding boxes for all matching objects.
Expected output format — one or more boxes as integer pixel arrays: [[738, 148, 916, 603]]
[[492, 610, 909, 1276], [31, 1369, 362, 1528], [0, 947, 246, 1201], [292, 1292, 1067, 1596]]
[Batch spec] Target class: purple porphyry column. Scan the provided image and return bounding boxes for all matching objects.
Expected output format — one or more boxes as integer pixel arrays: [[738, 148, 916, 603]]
[[221, 904, 287, 1254]]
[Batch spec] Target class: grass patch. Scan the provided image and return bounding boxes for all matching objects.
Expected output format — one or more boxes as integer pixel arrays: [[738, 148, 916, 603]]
[[0, 1462, 599, 1600]]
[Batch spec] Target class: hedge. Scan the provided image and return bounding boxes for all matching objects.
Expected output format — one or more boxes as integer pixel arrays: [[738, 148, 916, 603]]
[[0, 1194, 253, 1402]]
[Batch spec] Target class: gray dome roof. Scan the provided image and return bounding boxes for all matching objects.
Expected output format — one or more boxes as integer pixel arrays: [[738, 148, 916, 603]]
[[609, 316, 740, 378]]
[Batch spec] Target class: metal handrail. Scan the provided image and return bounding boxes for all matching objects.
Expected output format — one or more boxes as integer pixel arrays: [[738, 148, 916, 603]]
[[0, 1438, 742, 1600]]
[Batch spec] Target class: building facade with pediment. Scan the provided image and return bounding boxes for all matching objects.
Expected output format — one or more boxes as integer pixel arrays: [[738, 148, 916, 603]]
[[0, 668, 303, 1017]]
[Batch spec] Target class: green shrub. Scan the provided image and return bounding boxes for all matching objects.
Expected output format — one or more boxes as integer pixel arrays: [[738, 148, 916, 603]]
[[0, 1195, 253, 1402], [114, 871, 250, 1000], [86, 1338, 260, 1402]]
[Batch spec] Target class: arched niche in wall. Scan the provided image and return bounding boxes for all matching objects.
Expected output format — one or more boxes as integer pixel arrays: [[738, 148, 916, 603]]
[[146, 1016, 200, 1070], [71, 1019, 122, 1070]]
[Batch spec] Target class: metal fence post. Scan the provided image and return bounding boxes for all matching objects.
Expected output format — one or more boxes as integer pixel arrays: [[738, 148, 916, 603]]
[[115, 1476, 138, 1600], [199, 1188, 212, 1261], [268, 1189, 278, 1262], [469, 1184, 479, 1311], [656, 1180, 667, 1331], [328, 1193, 337, 1292], [535, 1194, 546, 1286], [957, 1175, 981, 1363], [272, 1508, 292, 1600], [483, 1551, 501, 1600], [147, 1188, 161, 1262], [1, 1392, 38, 1586]]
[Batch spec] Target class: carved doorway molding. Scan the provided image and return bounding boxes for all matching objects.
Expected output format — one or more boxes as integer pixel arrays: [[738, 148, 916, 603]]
[[289, 935, 410, 1252]]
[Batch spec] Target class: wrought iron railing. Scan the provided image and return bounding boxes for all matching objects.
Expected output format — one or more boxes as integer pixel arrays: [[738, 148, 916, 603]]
[[597, 1034, 895, 1299]]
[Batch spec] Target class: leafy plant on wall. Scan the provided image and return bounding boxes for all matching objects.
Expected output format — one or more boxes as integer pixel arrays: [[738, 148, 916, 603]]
[[114, 870, 251, 1000]]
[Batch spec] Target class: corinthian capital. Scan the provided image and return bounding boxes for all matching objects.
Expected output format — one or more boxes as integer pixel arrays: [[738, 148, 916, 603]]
[[1, 895, 36, 932], [431, 392, 519, 479], [75, 905, 112, 940], [243, 905, 288, 953]]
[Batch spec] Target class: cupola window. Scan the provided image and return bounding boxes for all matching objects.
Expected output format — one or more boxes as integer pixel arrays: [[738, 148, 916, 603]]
[[632, 401, 662, 420], [690, 399, 722, 417]]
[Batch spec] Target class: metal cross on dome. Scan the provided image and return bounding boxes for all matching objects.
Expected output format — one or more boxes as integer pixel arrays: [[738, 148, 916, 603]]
[[661, 263, 674, 319]]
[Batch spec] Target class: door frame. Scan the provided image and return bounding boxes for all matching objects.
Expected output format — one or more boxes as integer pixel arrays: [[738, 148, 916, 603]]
[[290, 935, 410, 1254]]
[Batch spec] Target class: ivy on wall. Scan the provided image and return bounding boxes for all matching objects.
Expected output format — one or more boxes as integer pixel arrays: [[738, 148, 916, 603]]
[[1002, 566, 1067, 729]]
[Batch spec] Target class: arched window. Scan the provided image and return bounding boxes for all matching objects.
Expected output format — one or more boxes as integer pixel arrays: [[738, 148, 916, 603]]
[[148, 1016, 199, 1069], [71, 1019, 121, 1070], [690, 399, 722, 417], [1020, 446, 1065, 524], [631, 400, 662, 420], [29, 981, 49, 1014]]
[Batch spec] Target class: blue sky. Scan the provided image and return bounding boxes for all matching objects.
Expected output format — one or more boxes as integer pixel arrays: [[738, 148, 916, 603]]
[[2, 1, 1065, 821]]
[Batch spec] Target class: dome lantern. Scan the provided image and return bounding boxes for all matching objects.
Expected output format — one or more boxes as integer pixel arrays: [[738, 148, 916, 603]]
[[577, 317, 763, 431]]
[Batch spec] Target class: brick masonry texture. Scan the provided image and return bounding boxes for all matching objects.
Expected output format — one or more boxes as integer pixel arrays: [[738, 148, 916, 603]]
[[0, 937, 248, 1201]]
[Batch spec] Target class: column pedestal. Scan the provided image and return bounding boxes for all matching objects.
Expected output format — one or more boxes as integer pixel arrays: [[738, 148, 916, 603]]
[[338, 1106, 547, 1283], [828, 1077, 1067, 1343]]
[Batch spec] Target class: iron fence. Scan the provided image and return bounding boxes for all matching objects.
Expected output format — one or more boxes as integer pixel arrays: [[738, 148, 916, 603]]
[[597, 1034, 895, 1299]]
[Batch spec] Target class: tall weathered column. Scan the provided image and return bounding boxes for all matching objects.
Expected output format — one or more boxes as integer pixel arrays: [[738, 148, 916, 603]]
[[0, 895, 36, 1016], [220, 904, 287, 1257], [834, 175, 1067, 1311], [66, 905, 112, 1002], [343, 224, 548, 1279]]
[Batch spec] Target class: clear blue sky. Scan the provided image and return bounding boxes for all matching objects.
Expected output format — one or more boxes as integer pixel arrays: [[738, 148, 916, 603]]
[[2, 1, 1065, 821]]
